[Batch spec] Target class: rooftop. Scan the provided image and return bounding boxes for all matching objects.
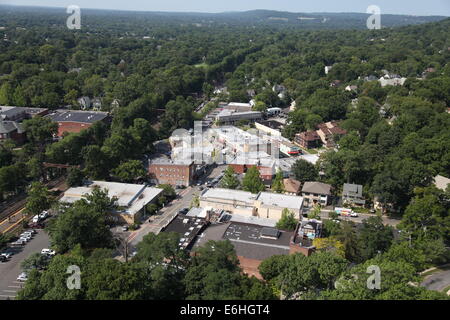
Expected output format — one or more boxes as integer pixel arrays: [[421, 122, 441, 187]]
[[60, 181, 163, 215], [0, 121, 23, 134], [149, 156, 194, 166], [46, 110, 109, 124], [163, 215, 208, 250], [256, 192, 304, 210], [256, 120, 284, 130], [200, 188, 257, 204], [343, 183, 363, 197], [302, 181, 332, 195], [434, 175, 450, 191]]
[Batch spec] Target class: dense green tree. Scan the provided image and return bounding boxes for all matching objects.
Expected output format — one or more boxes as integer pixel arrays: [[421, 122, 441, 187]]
[[292, 159, 318, 182], [242, 166, 265, 194], [276, 208, 298, 231], [112, 160, 146, 183], [220, 166, 241, 190], [25, 182, 53, 216]]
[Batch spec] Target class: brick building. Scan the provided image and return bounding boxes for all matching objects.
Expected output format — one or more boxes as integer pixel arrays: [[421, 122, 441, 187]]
[[148, 158, 195, 187], [46, 110, 109, 137], [294, 131, 322, 149]]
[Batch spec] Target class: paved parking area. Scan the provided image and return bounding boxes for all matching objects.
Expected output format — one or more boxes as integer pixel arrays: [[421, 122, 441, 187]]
[[0, 230, 50, 300]]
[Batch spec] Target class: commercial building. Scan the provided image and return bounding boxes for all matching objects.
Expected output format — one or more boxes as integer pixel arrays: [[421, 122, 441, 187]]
[[215, 110, 263, 125], [301, 181, 332, 207], [46, 110, 110, 137], [148, 157, 195, 187], [60, 181, 163, 224], [199, 188, 304, 221], [255, 120, 283, 137]]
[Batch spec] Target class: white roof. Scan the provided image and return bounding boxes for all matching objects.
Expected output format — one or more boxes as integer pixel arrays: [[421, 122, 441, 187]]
[[256, 192, 304, 210], [201, 188, 257, 204], [434, 175, 450, 191], [61, 181, 163, 216], [230, 214, 277, 227]]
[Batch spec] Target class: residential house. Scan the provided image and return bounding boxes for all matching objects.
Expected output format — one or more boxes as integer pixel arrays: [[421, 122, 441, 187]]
[[316, 121, 347, 148], [283, 178, 302, 195], [342, 183, 366, 206], [294, 131, 322, 149], [0, 121, 25, 144], [301, 181, 332, 207]]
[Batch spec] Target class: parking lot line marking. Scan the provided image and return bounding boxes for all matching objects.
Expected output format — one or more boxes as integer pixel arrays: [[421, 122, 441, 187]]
[[3, 290, 17, 293], [0, 295, 15, 298], [8, 285, 21, 288]]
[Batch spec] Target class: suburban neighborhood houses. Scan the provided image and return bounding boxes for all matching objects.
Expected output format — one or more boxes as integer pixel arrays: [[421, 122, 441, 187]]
[[0, 3, 449, 306]]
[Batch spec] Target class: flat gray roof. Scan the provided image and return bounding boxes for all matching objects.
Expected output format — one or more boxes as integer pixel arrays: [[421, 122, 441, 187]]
[[46, 110, 108, 123], [256, 192, 304, 210], [201, 188, 257, 204]]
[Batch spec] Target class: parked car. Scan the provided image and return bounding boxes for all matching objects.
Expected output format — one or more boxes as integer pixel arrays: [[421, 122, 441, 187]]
[[179, 208, 189, 215], [350, 212, 359, 217], [1, 252, 12, 259], [32, 215, 40, 223], [41, 248, 56, 256], [39, 211, 49, 220], [11, 240, 26, 247], [29, 222, 44, 229], [121, 225, 129, 232], [0, 255, 7, 263], [21, 231, 34, 237], [20, 233, 32, 240], [17, 272, 28, 282]]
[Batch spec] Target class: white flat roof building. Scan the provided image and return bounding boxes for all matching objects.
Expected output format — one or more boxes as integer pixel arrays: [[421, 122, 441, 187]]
[[256, 192, 304, 212], [61, 181, 163, 223]]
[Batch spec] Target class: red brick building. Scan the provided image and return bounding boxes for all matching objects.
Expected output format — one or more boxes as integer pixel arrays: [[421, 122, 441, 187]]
[[148, 158, 195, 187], [294, 131, 321, 149], [46, 110, 109, 137]]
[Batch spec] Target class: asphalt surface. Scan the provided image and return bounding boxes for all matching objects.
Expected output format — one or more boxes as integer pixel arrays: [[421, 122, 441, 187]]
[[319, 210, 401, 226], [126, 165, 226, 249], [0, 230, 51, 300], [421, 268, 450, 292]]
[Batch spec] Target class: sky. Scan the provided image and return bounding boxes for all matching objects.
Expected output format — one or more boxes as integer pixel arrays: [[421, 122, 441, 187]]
[[1, 0, 449, 16]]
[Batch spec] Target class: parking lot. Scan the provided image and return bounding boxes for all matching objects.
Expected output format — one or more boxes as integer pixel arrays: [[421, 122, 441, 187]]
[[0, 230, 51, 300]]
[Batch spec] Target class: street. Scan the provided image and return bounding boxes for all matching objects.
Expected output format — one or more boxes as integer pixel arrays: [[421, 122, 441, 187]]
[[126, 165, 226, 248], [0, 230, 51, 300], [318, 210, 401, 226], [421, 267, 450, 293]]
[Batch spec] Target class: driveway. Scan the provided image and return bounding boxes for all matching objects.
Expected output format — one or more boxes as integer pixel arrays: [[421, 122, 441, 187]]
[[0, 230, 51, 300], [421, 267, 450, 293]]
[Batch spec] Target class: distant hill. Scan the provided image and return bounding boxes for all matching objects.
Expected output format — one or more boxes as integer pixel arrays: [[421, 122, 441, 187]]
[[0, 5, 447, 30]]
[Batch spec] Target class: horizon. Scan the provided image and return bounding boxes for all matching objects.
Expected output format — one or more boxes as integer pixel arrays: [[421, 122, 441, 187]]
[[1, 1, 450, 16]]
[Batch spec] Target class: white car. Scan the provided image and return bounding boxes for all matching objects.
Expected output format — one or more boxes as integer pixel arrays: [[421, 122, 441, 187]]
[[17, 272, 28, 282], [20, 234, 32, 240], [41, 249, 56, 256], [39, 211, 49, 220], [1, 252, 12, 259], [19, 236, 31, 243], [32, 215, 40, 223], [350, 212, 359, 217]]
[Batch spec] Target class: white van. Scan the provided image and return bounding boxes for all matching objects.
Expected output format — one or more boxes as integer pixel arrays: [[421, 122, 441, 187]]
[[32, 215, 40, 223]]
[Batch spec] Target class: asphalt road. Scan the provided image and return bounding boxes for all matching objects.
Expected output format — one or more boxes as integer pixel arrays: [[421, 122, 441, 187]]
[[127, 165, 226, 248], [0, 230, 51, 300], [421, 268, 450, 292], [318, 210, 401, 226]]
